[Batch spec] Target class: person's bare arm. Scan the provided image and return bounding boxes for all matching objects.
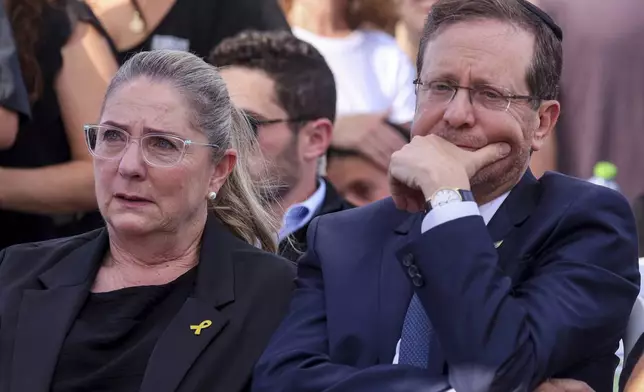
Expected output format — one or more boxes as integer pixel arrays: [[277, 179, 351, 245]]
[[0, 107, 18, 149], [0, 22, 118, 213], [625, 356, 644, 392], [534, 379, 594, 392], [332, 112, 408, 171], [530, 133, 557, 178]]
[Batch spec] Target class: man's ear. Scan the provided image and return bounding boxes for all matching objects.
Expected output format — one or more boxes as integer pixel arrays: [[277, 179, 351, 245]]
[[531, 100, 560, 152], [300, 118, 333, 161]]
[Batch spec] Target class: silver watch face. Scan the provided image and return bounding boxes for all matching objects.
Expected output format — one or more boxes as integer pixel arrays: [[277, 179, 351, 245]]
[[431, 189, 462, 208]]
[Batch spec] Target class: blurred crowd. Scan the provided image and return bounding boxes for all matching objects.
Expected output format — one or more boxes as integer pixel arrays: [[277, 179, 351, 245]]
[[1, 0, 643, 251]]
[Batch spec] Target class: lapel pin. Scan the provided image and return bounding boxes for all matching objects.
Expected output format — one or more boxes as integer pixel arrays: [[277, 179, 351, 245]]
[[190, 320, 213, 335], [494, 240, 504, 249]]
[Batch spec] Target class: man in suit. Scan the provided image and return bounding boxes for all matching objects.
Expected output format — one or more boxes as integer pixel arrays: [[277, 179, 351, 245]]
[[210, 30, 353, 261], [0, 2, 29, 149], [252, 0, 640, 391]]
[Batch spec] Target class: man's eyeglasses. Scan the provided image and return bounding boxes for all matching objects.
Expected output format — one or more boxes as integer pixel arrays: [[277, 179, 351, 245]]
[[413, 80, 542, 112], [243, 112, 318, 134], [84, 124, 218, 168]]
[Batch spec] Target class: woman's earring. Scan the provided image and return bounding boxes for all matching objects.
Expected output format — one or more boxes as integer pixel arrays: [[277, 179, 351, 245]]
[[208, 191, 217, 201]]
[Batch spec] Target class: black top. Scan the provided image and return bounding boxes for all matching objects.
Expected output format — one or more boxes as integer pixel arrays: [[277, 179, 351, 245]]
[[51, 268, 197, 392], [78, 0, 290, 64], [0, 0, 103, 250], [0, 2, 30, 119]]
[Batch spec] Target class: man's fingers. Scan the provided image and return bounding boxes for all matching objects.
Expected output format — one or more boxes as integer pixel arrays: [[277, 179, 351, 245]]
[[464, 142, 511, 176]]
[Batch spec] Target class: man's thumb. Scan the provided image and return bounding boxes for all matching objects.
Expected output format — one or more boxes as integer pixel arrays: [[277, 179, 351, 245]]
[[466, 143, 511, 176]]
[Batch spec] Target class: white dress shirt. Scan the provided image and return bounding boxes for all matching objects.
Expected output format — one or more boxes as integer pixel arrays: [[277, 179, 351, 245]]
[[392, 192, 510, 366]]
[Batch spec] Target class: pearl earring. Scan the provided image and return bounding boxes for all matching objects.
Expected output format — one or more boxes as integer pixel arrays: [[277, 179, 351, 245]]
[[208, 191, 217, 201]]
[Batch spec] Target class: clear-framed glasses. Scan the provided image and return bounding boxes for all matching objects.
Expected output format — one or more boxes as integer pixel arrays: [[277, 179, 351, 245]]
[[84, 124, 218, 168], [413, 79, 541, 111]]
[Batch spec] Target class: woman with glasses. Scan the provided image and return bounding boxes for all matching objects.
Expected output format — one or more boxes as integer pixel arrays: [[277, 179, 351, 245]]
[[0, 49, 295, 392]]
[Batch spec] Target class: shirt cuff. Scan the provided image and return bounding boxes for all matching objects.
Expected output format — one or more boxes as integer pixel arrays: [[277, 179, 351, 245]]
[[421, 201, 480, 233]]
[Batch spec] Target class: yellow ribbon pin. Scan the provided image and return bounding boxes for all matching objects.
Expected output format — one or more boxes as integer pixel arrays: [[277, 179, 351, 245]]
[[494, 240, 504, 249], [190, 320, 213, 335]]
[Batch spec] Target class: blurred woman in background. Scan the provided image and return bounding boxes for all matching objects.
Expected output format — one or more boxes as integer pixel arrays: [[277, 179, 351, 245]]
[[82, 0, 289, 64], [394, 0, 437, 64], [282, 0, 414, 174], [0, 0, 118, 249]]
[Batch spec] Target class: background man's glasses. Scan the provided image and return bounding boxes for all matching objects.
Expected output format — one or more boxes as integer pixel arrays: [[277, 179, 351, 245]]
[[413, 80, 541, 111], [242, 112, 318, 134], [84, 124, 218, 168]]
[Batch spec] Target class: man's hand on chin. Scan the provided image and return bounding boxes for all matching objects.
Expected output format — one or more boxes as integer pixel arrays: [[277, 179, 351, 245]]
[[388, 134, 510, 212]]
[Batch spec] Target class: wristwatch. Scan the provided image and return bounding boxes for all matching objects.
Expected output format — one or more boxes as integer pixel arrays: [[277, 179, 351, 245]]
[[425, 188, 475, 213]]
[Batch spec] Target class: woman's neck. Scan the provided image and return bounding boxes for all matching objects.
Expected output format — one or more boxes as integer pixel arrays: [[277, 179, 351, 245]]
[[289, 0, 352, 37], [92, 222, 204, 292]]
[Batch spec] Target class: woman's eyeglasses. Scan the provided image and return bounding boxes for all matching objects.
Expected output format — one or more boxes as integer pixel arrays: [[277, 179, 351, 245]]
[[84, 124, 218, 168]]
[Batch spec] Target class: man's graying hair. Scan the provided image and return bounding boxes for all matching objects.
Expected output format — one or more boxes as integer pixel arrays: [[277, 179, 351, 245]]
[[417, 0, 563, 103], [103, 50, 279, 252]]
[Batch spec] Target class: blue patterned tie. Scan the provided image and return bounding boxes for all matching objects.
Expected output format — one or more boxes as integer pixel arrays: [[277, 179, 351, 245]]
[[398, 293, 432, 367]]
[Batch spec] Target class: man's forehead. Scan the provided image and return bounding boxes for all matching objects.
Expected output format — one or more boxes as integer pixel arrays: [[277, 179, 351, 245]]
[[221, 67, 283, 112], [420, 20, 535, 88]]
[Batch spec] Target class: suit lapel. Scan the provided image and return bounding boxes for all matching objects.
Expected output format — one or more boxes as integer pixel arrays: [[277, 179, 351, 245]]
[[9, 231, 107, 392], [140, 217, 238, 392], [486, 170, 540, 277], [138, 298, 229, 392]]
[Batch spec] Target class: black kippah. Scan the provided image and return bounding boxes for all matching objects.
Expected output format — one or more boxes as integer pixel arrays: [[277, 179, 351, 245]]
[[517, 0, 563, 41]]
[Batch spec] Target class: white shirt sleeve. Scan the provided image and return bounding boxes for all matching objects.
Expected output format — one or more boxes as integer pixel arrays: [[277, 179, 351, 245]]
[[421, 201, 481, 233]]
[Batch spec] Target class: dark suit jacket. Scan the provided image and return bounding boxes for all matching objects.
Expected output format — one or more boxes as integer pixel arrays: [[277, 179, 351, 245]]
[[253, 171, 640, 392], [0, 216, 295, 392], [278, 178, 354, 262]]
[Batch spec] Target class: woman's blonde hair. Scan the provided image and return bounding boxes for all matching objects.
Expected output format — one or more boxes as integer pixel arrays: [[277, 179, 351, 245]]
[[103, 50, 279, 252], [281, 0, 399, 33]]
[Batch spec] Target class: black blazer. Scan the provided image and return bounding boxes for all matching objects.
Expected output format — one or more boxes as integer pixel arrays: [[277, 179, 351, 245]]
[[0, 216, 295, 392], [278, 178, 354, 262]]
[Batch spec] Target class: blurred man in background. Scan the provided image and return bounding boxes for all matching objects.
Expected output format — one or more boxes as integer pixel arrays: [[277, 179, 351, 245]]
[[211, 30, 353, 261], [326, 147, 391, 206]]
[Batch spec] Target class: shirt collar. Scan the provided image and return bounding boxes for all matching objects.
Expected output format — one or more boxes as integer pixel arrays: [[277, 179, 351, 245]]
[[279, 179, 327, 240], [479, 191, 510, 225]]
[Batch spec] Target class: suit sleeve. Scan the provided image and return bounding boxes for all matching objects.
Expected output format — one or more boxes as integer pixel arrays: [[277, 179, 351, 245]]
[[252, 217, 451, 392], [404, 187, 640, 392], [0, 3, 30, 119]]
